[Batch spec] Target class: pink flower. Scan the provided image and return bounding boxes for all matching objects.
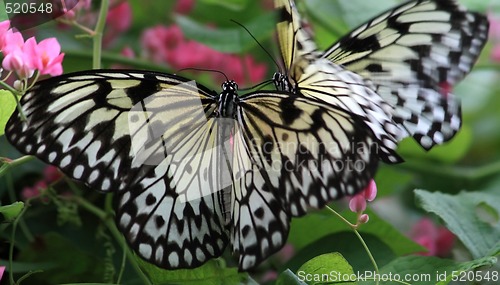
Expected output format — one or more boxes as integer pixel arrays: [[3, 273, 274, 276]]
[[491, 45, 500, 62], [438, 81, 452, 98], [141, 25, 184, 62], [1, 29, 24, 54], [121, 46, 135, 58], [349, 179, 377, 213], [261, 270, 278, 282], [0, 266, 4, 281], [349, 194, 367, 213], [409, 218, 455, 257], [359, 213, 369, 224], [24, 37, 65, 76], [140, 24, 267, 85], [0, 20, 10, 50], [175, 0, 195, 14], [21, 180, 47, 200], [242, 55, 267, 84], [43, 165, 62, 184], [488, 12, 500, 62], [106, 1, 132, 32], [362, 179, 377, 201], [2, 47, 35, 79]]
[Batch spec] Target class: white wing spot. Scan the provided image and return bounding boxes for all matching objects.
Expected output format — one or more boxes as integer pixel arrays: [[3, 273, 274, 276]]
[[139, 243, 152, 259], [73, 165, 84, 179]]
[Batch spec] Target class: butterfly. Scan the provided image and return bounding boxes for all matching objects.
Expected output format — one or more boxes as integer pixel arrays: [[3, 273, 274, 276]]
[[273, 0, 489, 150], [5, 70, 397, 270]]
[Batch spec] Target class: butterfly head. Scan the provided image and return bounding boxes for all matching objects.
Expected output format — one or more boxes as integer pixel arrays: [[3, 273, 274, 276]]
[[222, 80, 238, 92], [272, 72, 295, 93], [218, 80, 239, 118]]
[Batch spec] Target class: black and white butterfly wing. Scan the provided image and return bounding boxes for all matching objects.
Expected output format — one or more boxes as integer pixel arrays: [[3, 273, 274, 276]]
[[274, 0, 404, 163], [5, 70, 230, 269], [323, 0, 489, 149], [230, 92, 388, 269]]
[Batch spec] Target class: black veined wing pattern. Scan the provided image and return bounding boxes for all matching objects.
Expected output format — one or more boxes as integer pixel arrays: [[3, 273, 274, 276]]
[[5, 70, 392, 270], [318, 0, 489, 149], [274, 0, 404, 164]]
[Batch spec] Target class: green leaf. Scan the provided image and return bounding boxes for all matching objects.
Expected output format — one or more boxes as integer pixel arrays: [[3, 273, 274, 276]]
[[415, 189, 500, 259], [0, 0, 7, 21], [374, 165, 414, 197], [0, 201, 24, 223], [289, 209, 424, 256], [297, 253, 356, 285], [0, 90, 17, 136], [276, 269, 308, 285], [0, 260, 57, 273], [305, 0, 399, 48], [397, 125, 472, 164], [175, 12, 276, 53], [199, 0, 249, 11], [364, 255, 497, 285], [137, 257, 249, 285], [285, 231, 395, 274], [16, 232, 108, 283]]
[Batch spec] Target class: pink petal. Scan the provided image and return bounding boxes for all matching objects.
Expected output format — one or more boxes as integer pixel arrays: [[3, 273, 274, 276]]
[[175, 0, 195, 14], [106, 2, 132, 32], [43, 165, 62, 183], [349, 194, 366, 213], [363, 179, 377, 201], [22, 37, 40, 69], [491, 45, 500, 62], [410, 218, 439, 240], [435, 228, 455, 257], [37, 38, 62, 58], [359, 213, 370, 224], [2, 29, 25, 54], [0, 20, 10, 49], [0, 266, 5, 280], [414, 236, 437, 256]]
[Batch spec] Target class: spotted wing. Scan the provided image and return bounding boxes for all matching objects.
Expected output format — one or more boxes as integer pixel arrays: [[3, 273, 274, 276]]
[[5, 70, 230, 269], [323, 0, 489, 149], [229, 92, 392, 269], [274, 0, 404, 163]]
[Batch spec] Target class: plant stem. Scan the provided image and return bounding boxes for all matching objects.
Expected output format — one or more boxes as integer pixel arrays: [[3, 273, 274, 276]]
[[0, 80, 17, 94], [71, 195, 151, 284], [352, 229, 380, 284], [92, 0, 110, 69], [9, 199, 31, 285], [103, 195, 152, 285], [326, 206, 380, 284], [325, 205, 356, 228], [5, 172, 34, 243]]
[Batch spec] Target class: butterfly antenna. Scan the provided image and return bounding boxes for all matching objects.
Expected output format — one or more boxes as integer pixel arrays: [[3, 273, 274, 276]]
[[240, 79, 274, 92], [230, 19, 281, 71], [178, 67, 229, 82]]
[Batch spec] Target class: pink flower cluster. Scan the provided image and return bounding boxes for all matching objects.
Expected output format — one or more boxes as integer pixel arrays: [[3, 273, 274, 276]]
[[349, 179, 377, 224], [175, 0, 195, 14], [141, 25, 267, 85], [104, 1, 133, 46], [0, 20, 64, 82], [409, 218, 455, 257], [21, 165, 62, 200], [489, 12, 500, 61]]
